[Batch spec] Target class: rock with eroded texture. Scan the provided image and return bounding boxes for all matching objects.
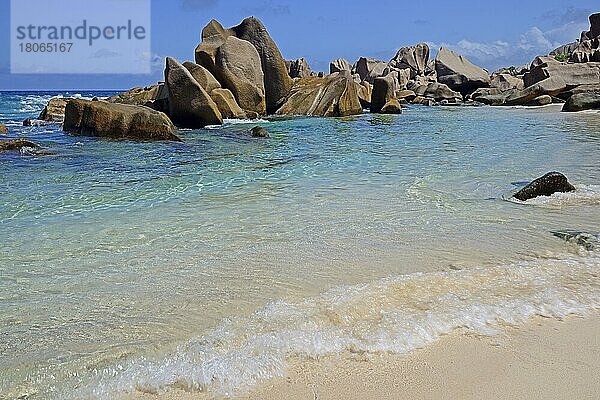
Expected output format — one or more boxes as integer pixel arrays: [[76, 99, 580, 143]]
[[435, 47, 490, 95], [63, 99, 180, 141], [276, 72, 362, 117], [165, 57, 223, 128]]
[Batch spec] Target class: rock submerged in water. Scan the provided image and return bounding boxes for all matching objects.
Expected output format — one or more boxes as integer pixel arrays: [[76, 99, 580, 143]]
[[513, 172, 576, 201], [0, 123, 8, 134], [0, 139, 40, 153], [64, 99, 181, 142], [250, 126, 269, 138], [552, 230, 600, 251]]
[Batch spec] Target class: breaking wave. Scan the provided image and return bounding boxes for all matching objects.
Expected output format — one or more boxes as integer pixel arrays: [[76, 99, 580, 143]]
[[68, 251, 600, 399]]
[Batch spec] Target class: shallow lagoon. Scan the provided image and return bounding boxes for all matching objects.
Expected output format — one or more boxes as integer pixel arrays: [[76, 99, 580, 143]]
[[1, 93, 600, 398]]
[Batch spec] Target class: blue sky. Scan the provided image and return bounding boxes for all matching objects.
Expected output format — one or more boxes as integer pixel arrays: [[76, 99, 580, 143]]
[[0, 0, 596, 90]]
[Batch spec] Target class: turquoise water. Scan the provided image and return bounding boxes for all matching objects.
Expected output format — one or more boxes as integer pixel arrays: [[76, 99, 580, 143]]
[[1, 92, 600, 399]]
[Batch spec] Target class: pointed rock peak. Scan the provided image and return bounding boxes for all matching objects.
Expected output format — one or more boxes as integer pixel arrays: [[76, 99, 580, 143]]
[[239, 16, 266, 29], [202, 19, 228, 41]]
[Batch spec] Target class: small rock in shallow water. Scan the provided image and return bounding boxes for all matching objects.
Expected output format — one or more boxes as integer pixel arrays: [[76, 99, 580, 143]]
[[0, 123, 8, 134], [551, 230, 600, 251], [0, 139, 40, 153], [380, 99, 402, 114], [513, 172, 576, 201], [250, 126, 269, 138]]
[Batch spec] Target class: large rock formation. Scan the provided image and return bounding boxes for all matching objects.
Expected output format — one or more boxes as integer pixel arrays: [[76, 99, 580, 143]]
[[550, 42, 580, 57], [165, 57, 223, 128], [63, 99, 180, 141], [389, 43, 430, 78], [330, 58, 351, 74], [562, 92, 600, 112], [505, 76, 567, 106], [183, 62, 221, 93], [557, 83, 600, 100], [288, 58, 312, 78], [231, 17, 293, 113], [355, 57, 387, 83], [490, 73, 524, 92], [210, 88, 247, 119], [513, 172, 575, 201], [38, 97, 69, 122], [416, 82, 463, 102], [214, 36, 266, 115], [194, 17, 291, 114], [570, 37, 600, 63], [523, 56, 600, 87], [371, 75, 397, 113], [435, 47, 490, 95], [276, 72, 362, 117]]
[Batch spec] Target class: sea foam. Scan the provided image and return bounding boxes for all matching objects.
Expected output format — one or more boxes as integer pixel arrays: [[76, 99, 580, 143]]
[[70, 251, 600, 399]]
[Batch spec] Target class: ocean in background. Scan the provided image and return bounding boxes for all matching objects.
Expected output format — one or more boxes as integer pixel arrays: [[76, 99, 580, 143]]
[[1, 91, 600, 399]]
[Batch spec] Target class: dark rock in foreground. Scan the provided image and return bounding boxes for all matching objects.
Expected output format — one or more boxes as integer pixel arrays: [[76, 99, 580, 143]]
[[250, 126, 269, 138], [64, 99, 181, 141], [513, 172, 576, 201], [552, 230, 600, 251], [0, 139, 40, 153], [562, 92, 600, 112]]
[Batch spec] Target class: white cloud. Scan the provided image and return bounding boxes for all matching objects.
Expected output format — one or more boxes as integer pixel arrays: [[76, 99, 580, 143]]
[[429, 19, 588, 72]]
